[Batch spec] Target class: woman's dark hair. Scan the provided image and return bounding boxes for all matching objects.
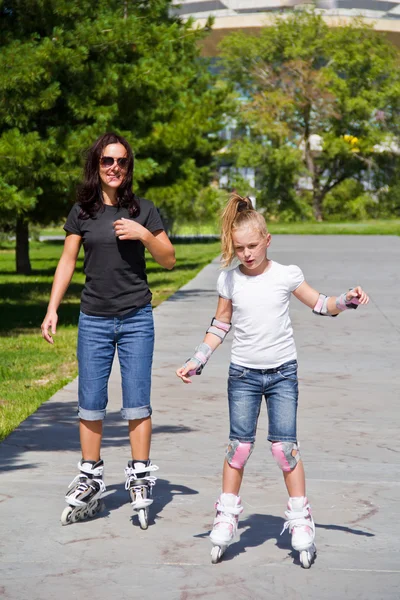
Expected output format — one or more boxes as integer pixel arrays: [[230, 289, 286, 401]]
[[77, 132, 140, 218]]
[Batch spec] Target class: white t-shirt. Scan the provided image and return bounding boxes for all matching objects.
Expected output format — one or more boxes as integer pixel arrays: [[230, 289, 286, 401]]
[[217, 261, 304, 369]]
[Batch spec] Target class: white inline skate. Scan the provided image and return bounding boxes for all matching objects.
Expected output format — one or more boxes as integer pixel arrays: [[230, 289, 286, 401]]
[[124, 460, 159, 530], [281, 496, 316, 568], [209, 493, 243, 564], [61, 459, 106, 526]]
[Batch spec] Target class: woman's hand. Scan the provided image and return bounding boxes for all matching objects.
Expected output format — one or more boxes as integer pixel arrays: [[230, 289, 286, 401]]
[[346, 286, 369, 305], [41, 310, 58, 344], [113, 218, 146, 241]]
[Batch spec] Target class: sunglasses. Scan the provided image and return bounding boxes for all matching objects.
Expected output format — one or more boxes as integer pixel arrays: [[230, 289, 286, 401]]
[[100, 156, 129, 169]]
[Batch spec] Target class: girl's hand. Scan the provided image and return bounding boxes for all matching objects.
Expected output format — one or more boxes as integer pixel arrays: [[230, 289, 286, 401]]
[[113, 218, 146, 241], [41, 310, 58, 344], [176, 361, 198, 384], [346, 286, 369, 306]]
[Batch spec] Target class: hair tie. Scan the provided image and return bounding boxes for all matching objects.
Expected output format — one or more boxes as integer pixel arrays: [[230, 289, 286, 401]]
[[237, 200, 248, 212]]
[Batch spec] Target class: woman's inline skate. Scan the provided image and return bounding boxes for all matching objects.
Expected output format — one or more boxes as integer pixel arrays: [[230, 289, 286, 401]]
[[61, 459, 106, 526], [124, 459, 159, 529], [281, 496, 316, 568], [209, 493, 243, 564]]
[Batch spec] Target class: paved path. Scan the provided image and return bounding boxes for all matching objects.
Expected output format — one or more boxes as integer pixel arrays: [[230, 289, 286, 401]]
[[1, 236, 399, 600]]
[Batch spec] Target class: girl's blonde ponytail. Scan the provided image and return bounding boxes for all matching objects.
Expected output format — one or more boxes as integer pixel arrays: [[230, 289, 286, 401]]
[[220, 194, 267, 267]]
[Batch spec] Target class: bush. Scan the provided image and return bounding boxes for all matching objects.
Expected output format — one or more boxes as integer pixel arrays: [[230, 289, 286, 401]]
[[322, 180, 378, 221], [275, 192, 314, 222], [377, 184, 400, 218]]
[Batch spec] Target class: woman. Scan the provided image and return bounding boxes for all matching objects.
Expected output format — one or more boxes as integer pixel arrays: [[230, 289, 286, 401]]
[[42, 132, 175, 528]]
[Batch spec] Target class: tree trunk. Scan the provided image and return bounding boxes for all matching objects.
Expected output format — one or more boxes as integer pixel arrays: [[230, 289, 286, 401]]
[[312, 192, 323, 222], [16, 217, 32, 274], [303, 120, 324, 222]]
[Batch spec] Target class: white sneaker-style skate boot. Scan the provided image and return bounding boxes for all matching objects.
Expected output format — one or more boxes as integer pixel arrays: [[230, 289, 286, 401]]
[[61, 459, 106, 526], [210, 493, 243, 564], [281, 496, 316, 568], [124, 460, 159, 530]]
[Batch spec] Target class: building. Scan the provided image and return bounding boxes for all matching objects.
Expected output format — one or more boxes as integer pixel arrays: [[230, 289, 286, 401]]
[[171, 0, 400, 54]]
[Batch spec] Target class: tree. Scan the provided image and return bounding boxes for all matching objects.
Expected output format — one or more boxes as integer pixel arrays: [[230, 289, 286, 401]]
[[0, 0, 228, 272], [219, 11, 400, 220]]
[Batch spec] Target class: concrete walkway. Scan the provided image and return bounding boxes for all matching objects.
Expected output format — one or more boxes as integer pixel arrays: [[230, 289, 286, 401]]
[[1, 235, 399, 600]]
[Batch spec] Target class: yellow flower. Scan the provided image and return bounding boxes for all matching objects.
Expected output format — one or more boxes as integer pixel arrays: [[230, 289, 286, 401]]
[[343, 135, 360, 152]]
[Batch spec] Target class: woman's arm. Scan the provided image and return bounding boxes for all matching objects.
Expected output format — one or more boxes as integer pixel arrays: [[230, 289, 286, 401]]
[[113, 218, 175, 269], [142, 229, 176, 270], [41, 233, 82, 344], [176, 296, 233, 383], [293, 281, 369, 315]]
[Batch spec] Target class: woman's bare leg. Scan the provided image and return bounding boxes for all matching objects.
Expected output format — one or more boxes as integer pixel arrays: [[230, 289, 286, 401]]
[[128, 416, 152, 460], [79, 419, 102, 461]]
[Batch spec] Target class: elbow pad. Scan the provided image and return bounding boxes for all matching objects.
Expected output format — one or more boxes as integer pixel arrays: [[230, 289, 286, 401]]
[[206, 318, 231, 342], [312, 293, 337, 317]]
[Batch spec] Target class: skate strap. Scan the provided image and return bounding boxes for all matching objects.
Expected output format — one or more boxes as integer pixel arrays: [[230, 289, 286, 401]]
[[215, 500, 244, 516], [78, 460, 104, 478], [68, 474, 106, 494], [280, 507, 315, 536], [214, 513, 237, 528], [124, 472, 158, 491], [124, 463, 159, 476]]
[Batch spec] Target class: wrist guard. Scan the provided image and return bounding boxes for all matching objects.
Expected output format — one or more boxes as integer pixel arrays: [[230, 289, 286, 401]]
[[183, 342, 213, 376], [336, 291, 360, 312]]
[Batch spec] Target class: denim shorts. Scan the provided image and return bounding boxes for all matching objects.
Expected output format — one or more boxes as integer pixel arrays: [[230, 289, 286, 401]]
[[227, 359, 299, 443], [77, 304, 154, 421]]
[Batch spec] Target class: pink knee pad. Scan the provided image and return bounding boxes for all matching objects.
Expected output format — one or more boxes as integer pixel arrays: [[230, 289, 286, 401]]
[[226, 440, 254, 469], [271, 441, 300, 472]]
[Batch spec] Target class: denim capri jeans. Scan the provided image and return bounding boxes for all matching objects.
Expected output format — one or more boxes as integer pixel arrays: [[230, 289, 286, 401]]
[[77, 303, 154, 421], [228, 359, 299, 443]]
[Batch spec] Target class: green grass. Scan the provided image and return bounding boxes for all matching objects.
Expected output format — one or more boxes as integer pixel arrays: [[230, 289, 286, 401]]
[[40, 218, 400, 238], [268, 219, 400, 235], [0, 240, 220, 441], [38, 226, 65, 237], [175, 219, 400, 236]]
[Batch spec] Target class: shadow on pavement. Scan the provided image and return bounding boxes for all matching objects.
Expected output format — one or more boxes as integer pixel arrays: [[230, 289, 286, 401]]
[[194, 512, 374, 563], [98, 479, 199, 529], [0, 399, 196, 473], [163, 288, 217, 302]]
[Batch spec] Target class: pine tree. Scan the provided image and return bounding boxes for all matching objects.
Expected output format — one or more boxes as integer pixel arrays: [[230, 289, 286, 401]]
[[0, 0, 227, 272]]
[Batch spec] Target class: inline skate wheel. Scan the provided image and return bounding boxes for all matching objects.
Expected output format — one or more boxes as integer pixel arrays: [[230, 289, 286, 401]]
[[71, 508, 82, 523], [300, 545, 316, 569], [138, 507, 149, 530], [211, 545, 224, 564], [60, 506, 73, 526]]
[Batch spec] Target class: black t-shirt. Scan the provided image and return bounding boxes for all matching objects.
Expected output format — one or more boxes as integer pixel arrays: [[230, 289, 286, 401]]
[[64, 198, 164, 316]]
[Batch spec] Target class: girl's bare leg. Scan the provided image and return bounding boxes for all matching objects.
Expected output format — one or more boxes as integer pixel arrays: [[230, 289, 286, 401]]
[[283, 459, 306, 497], [222, 459, 244, 495]]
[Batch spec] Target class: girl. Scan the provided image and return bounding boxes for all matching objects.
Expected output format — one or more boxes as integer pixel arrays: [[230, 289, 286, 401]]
[[42, 132, 175, 528], [176, 194, 368, 567]]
